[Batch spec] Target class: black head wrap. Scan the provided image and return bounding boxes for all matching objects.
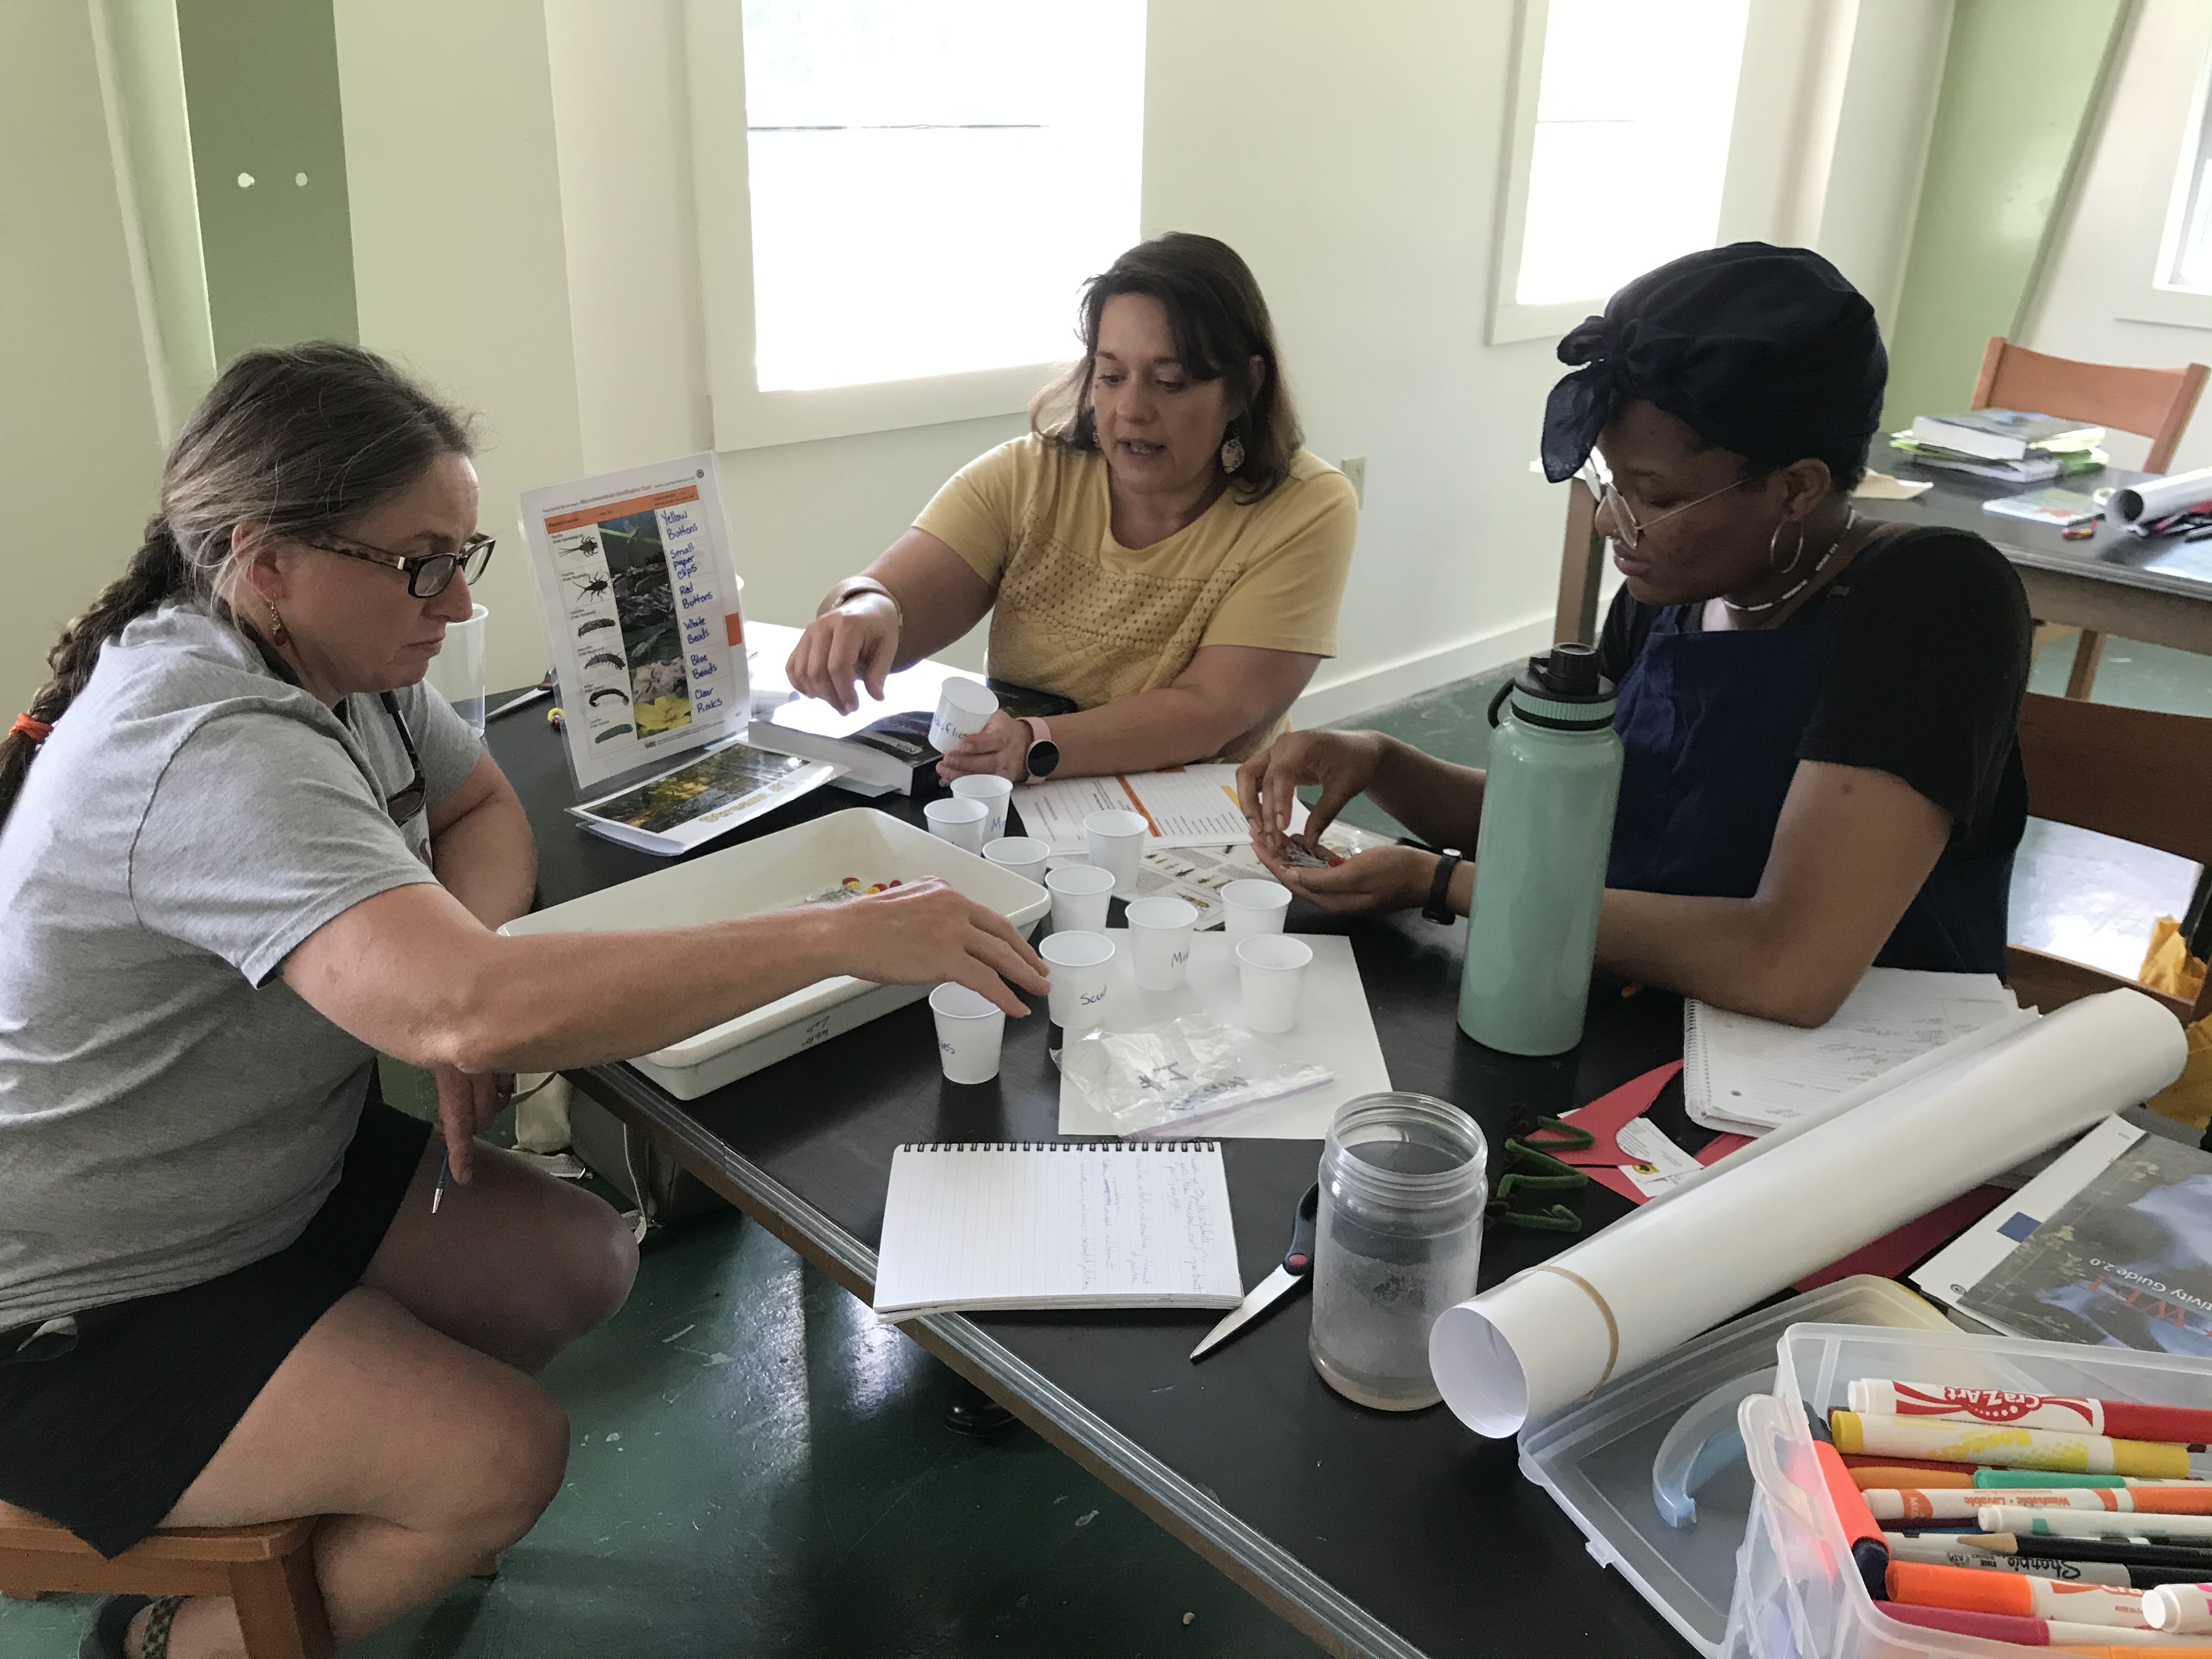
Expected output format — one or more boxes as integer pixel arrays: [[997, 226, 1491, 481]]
[[1538, 242, 1887, 484]]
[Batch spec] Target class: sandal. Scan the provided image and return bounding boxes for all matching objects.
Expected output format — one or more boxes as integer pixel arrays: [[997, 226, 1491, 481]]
[[79, 1593, 185, 1659]]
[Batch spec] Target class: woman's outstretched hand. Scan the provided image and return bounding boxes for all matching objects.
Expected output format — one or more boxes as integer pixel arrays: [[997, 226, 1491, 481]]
[[821, 877, 1048, 1015], [1251, 841, 1439, 917], [1235, 729, 1392, 853], [787, 597, 901, 716]]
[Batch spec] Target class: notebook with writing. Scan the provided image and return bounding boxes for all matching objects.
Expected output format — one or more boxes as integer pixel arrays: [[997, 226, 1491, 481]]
[[871, 1142, 1244, 1317]]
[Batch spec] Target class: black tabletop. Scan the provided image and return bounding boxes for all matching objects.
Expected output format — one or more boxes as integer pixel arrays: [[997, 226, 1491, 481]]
[[1872, 440, 2212, 602], [488, 706, 1705, 1659]]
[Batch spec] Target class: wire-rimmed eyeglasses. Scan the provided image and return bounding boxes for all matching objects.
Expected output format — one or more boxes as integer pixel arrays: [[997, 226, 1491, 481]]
[[1577, 459, 1764, 552], [298, 533, 495, 599]]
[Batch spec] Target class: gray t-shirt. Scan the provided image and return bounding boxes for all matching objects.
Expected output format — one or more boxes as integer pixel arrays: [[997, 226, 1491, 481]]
[[0, 602, 483, 1330]]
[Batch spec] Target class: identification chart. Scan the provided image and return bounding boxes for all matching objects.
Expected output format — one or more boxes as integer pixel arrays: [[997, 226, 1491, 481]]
[[521, 454, 748, 792]]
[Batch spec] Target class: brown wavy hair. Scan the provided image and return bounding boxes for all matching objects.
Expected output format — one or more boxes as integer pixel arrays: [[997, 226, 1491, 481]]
[[0, 342, 473, 827], [1030, 233, 1300, 503]]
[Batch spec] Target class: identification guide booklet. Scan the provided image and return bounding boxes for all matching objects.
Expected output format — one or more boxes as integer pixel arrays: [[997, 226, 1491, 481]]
[[1982, 486, 2103, 528], [567, 738, 839, 856], [1953, 1126, 2212, 1357], [520, 455, 748, 793]]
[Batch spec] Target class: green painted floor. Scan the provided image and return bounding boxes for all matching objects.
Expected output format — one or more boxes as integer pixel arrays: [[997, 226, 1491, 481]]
[[7, 628, 2205, 1658]]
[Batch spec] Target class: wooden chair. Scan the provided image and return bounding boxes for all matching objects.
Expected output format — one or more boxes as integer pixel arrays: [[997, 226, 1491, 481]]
[[1971, 337, 2209, 699], [0, 1513, 332, 1658], [2006, 690, 2212, 1024]]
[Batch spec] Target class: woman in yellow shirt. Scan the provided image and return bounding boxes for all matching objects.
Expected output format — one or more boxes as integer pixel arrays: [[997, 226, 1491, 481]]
[[785, 233, 1358, 782]]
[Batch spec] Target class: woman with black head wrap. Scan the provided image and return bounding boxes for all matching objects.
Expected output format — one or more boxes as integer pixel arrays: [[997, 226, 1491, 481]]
[[1238, 244, 2031, 1025]]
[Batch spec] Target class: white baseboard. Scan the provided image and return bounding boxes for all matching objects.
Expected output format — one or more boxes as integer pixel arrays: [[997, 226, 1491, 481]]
[[1293, 609, 1554, 727]]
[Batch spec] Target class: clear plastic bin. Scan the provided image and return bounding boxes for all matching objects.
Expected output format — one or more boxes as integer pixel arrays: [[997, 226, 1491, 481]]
[[1725, 1323, 2212, 1659]]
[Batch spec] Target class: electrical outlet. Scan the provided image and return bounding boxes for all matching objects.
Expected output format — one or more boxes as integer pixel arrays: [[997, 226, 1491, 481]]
[[1340, 456, 1366, 506]]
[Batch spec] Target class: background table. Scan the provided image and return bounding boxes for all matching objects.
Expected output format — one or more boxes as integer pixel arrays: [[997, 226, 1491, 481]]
[[488, 708, 1710, 1659]]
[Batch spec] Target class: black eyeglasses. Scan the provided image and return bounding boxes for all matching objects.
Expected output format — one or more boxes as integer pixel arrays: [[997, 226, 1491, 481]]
[[300, 532, 495, 598], [376, 692, 427, 825]]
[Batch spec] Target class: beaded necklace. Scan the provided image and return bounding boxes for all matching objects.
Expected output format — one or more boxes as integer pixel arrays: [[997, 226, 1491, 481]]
[[1721, 510, 1859, 616]]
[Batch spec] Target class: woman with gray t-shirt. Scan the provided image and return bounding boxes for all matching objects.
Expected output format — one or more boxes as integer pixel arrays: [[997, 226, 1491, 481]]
[[0, 345, 1047, 1659]]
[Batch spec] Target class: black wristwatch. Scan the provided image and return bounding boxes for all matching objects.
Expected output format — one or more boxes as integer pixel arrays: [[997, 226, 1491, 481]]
[[1423, 849, 1464, 924], [1021, 716, 1060, 780]]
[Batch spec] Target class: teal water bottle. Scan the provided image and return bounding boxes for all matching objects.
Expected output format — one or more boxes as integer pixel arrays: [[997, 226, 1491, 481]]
[[1457, 643, 1623, 1056]]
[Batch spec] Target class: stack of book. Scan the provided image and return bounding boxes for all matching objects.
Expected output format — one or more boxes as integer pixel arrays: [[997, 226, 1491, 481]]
[[1893, 409, 2108, 484]]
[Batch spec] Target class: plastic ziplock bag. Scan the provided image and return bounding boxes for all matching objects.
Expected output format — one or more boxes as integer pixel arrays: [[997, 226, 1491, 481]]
[[1060, 1012, 1334, 1138]]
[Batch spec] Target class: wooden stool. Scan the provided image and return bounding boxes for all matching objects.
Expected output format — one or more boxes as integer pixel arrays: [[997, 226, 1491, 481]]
[[0, 1511, 332, 1658]]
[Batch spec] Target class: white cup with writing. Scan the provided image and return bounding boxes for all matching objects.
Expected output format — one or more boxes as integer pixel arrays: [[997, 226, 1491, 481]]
[[1126, 896, 1199, 991], [928, 677, 998, 753], [1040, 930, 1114, 1031], [952, 773, 1014, 840], [929, 982, 1006, 1085]]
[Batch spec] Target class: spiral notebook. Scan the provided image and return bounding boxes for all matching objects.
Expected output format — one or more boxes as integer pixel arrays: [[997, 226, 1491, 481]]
[[871, 1142, 1244, 1317]]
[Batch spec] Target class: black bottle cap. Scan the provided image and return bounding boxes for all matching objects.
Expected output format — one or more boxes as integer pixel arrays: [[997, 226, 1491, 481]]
[[1515, 642, 1611, 706]]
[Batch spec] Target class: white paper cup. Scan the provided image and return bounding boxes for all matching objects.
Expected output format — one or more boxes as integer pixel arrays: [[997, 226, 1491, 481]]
[[1237, 934, 1313, 1034], [1040, 930, 1114, 1030], [952, 774, 1014, 840], [923, 795, 989, 854], [1126, 896, 1199, 991], [983, 836, 1051, 884], [1046, 863, 1116, 934], [928, 676, 998, 753], [928, 982, 1006, 1085], [427, 603, 489, 734], [1222, 878, 1293, 940], [1084, 809, 1148, 895]]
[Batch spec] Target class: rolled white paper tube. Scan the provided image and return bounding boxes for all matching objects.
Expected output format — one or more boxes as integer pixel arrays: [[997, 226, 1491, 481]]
[[2107, 466, 2212, 524], [1427, 990, 2186, 1439]]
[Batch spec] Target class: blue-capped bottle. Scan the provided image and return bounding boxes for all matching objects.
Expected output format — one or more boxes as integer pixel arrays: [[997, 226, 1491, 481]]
[[1457, 642, 1622, 1056]]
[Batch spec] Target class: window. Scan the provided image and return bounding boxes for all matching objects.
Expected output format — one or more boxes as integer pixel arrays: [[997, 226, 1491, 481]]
[[738, 0, 1144, 394], [2159, 44, 2212, 295], [1491, 0, 1753, 343]]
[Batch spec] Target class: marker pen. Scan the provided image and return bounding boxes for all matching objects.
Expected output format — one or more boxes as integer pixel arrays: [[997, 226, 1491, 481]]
[[1849, 1381, 2212, 1448], [2146, 1585, 2212, 1636], [1834, 1411, 2199, 1480], [1869, 1489, 2212, 1523], [1886, 1559, 2151, 1629], [1994, 1509, 2212, 1544]]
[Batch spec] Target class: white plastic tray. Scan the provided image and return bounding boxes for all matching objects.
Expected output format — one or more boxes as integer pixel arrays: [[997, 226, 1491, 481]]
[[503, 808, 1049, 1098]]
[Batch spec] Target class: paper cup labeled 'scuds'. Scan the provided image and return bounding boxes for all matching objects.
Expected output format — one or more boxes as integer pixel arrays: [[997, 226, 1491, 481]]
[[1046, 864, 1116, 934], [952, 774, 1013, 840], [923, 795, 989, 854], [1237, 934, 1312, 1033], [1221, 878, 1291, 939], [1084, 810, 1148, 896], [1126, 897, 1199, 991], [928, 677, 998, 753], [1040, 930, 1114, 1031], [928, 982, 1006, 1085]]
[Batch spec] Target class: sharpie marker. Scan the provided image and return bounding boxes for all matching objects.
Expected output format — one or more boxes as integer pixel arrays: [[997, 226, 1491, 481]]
[[1869, 1489, 2212, 1523], [1881, 1601, 2209, 1647], [1994, 1509, 2212, 1544], [1983, 1474, 2212, 1491], [1834, 1411, 2203, 1480], [2146, 1586, 2212, 1636], [1851, 1459, 1978, 1491], [1850, 1382, 2212, 1449], [1887, 1559, 2150, 1629], [1972, 1533, 2212, 1573], [1887, 1536, 2209, 1591]]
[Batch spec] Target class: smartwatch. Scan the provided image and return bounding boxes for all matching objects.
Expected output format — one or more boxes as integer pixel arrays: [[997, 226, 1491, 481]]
[[1022, 716, 1060, 780], [1423, 849, 1464, 924]]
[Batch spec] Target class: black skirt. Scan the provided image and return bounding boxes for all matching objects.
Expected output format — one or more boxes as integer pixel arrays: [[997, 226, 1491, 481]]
[[0, 1079, 430, 1557]]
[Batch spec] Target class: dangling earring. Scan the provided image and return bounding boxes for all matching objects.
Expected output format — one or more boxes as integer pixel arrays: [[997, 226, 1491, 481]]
[[1768, 521, 1808, 575], [1220, 432, 1245, 474], [263, 597, 290, 648]]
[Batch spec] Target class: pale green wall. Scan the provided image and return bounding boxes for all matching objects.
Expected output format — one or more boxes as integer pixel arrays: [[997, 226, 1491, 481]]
[[1882, 0, 2134, 427], [178, 0, 357, 363], [0, 3, 169, 716]]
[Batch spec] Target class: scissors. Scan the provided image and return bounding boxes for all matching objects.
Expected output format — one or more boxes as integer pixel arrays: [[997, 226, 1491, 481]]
[[1190, 1184, 1319, 1361]]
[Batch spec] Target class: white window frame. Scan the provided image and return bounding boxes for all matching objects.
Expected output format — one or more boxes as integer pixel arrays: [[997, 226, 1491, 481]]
[[2143, 16, 2212, 329], [685, 2, 1129, 452], [1487, 0, 1762, 347]]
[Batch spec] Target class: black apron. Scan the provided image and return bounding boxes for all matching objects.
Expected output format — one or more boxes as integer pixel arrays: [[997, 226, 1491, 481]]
[[1603, 597, 2013, 975]]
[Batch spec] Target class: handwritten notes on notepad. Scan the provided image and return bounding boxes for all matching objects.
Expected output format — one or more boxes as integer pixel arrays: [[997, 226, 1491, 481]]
[[1684, 969, 2019, 1134], [871, 1143, 1244, 1317]]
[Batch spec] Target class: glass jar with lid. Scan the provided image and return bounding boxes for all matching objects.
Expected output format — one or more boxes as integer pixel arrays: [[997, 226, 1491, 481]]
[[1308, 1092, 1488, 1411]]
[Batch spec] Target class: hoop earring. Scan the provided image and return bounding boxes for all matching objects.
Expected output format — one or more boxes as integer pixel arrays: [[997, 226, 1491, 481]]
[[1768, 521, 1808, 575], [1220, 433, 1245, 474], [263, 598, 290, 648]]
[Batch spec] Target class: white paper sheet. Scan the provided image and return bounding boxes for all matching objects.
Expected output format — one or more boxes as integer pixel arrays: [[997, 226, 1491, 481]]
[[2108, 466, 2212, 524], [1056, 932, 1391, 1139], [1427, 990, 2187, 1438], [1014, 765, 1303, 854]]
